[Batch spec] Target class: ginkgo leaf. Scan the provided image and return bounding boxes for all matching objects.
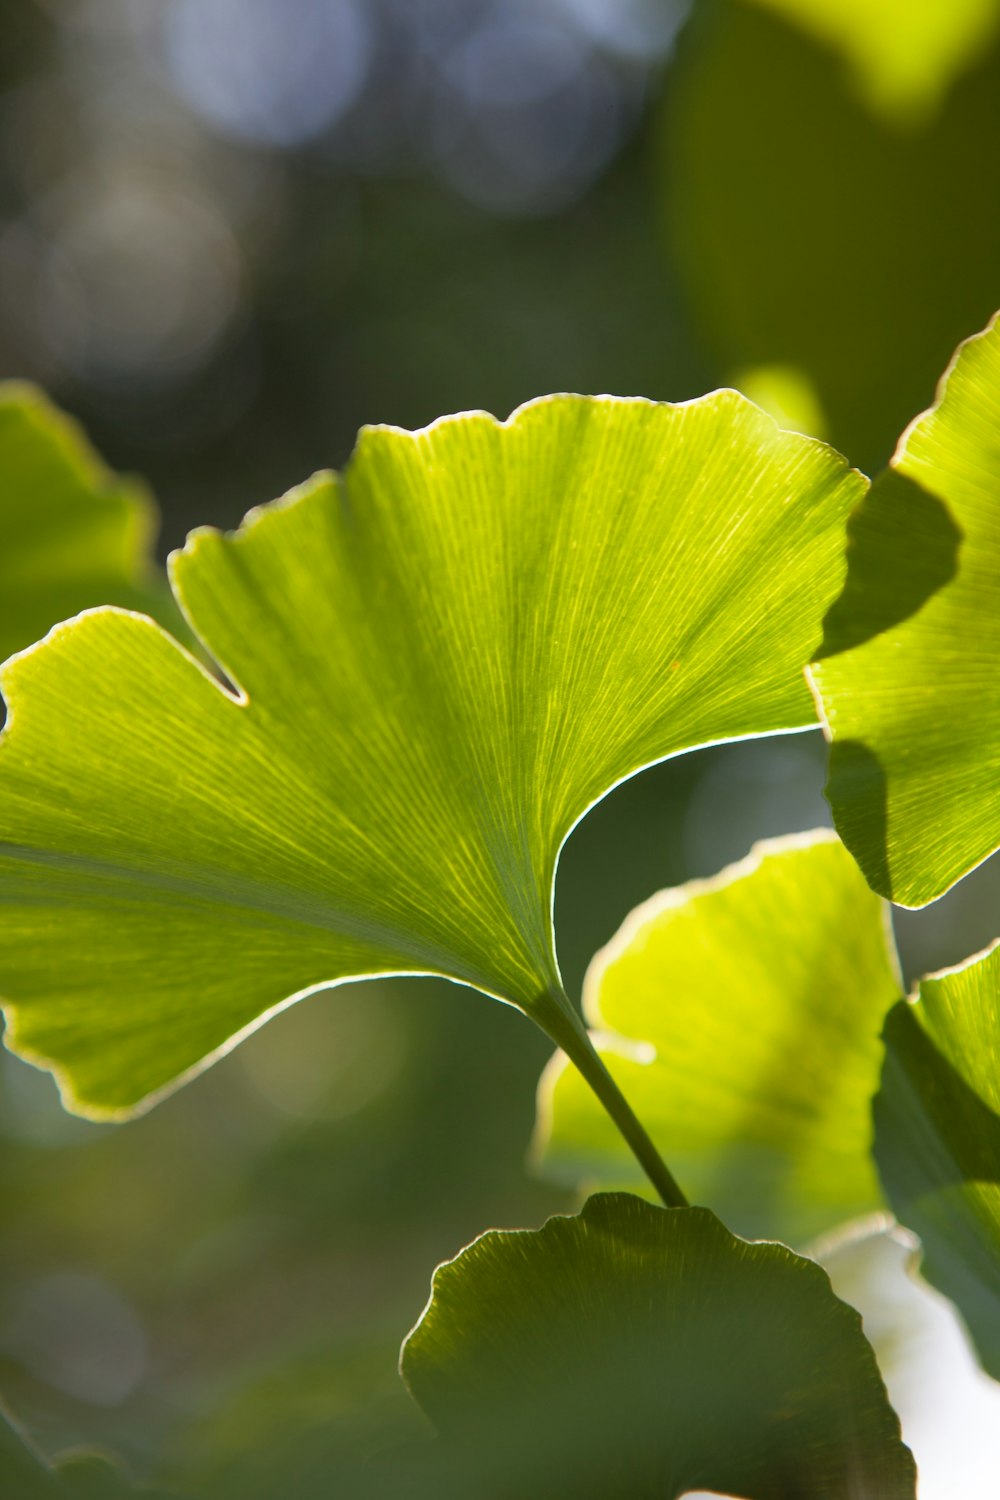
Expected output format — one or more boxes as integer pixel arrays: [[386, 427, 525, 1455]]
[[665, 1, 1000, 473], [400, 1193, 917, 1499], [0, 392, 863, 1119], [809, 312, 1000, 907], [0, 384, 175, 663], [535, 831, 901, 1243], [875, 942, 1000, 1380]]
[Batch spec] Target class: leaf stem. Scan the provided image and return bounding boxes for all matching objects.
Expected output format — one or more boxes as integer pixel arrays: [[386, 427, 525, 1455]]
[[541, 991, 689, 1211]]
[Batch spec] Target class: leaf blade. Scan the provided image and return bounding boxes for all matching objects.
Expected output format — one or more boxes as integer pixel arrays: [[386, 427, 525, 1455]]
[[875, 941, 1000, 1378], [401, 1193, 917, 1499], [809, 312, 1000, 906], [0, 384, 176, 662], [536, 831, 901, 1242], [0, 393, 864, 1116]]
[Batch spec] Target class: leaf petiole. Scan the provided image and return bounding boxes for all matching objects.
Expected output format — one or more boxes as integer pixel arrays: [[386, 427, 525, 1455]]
[[541, 992, 689, 1210]]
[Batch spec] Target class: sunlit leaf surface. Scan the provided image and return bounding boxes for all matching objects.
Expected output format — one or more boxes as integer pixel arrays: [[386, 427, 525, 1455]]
[[401, 1193, 916, 1499], [536, 832, 901, 1242], [0, 384, 174, 663], [810, 312, 1000, 906], [0, 392, 862, 1117], [875, 942, 1000, 1380]]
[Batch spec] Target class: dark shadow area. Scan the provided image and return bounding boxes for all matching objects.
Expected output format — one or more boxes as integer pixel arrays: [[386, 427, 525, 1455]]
[[403, 1197, 914, 1499], [823, 739, 891, 898], [665, 0, 1000, 473], [816, 469, 963, 659], [875, 998, 1000, 1380], [877, 1000, 1000, 1202]]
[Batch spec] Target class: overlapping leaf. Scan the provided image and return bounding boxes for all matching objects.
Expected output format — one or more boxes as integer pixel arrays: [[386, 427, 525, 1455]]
[[0, 385, 173, 662], [809, 312, 1000, 906], [875, 942, 1000, 1380], [536, 832, 901, 1242], [665, 1, 1000, 472], [401, 1193, 916, 1498], [0, 392, 863, 1117]]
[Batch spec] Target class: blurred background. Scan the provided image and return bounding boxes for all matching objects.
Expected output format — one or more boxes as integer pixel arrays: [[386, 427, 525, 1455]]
[[1, 0, 1000, 1491]]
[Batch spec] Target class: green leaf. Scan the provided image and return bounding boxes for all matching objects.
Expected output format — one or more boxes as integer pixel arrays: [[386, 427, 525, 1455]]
[[664, 0, 1000, 472], [401, 1192, 916, 1499], [809, 312, 1000, 906], [874, 941, 1000, 1380], [745, 0, 1000, 120], [0, 384, 175, 663], [0, 392, 863, 1118], [535, 831, 901, 1243]]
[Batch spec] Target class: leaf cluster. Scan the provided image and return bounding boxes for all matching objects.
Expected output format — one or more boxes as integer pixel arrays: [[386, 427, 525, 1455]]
[[3, 195, 1000, 1500]]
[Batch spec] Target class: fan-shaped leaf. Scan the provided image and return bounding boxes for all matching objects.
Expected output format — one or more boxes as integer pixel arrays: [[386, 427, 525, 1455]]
[[809, 312, 1000, 906], [401, 1193, 916, 1499], [536, 831, 901, 1242], [0, 393, 862, 1117], [0, 385, 174, 662]]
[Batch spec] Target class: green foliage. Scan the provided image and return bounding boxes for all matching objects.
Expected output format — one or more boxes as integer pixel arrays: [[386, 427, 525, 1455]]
[[3, 123, 1000, 1497], [810, 312, 1000, 906], [0, 386, 177, 663], [401, 1193, 917, 1498], [876, 944, 1000, 1379], [536, 831, 901, 1242], [4, 305, 1000, 1497], [0, 392, 862, 1119], [6, 309, 1000, 1496], [665, 0, 1000, 470]]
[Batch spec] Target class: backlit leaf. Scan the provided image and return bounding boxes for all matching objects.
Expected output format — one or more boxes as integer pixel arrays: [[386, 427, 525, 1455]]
[[0, 393, 862, 1117], [809, 312, 1000, 906], [0, 384, 174, 662], [535, 832, 901, 1243]]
